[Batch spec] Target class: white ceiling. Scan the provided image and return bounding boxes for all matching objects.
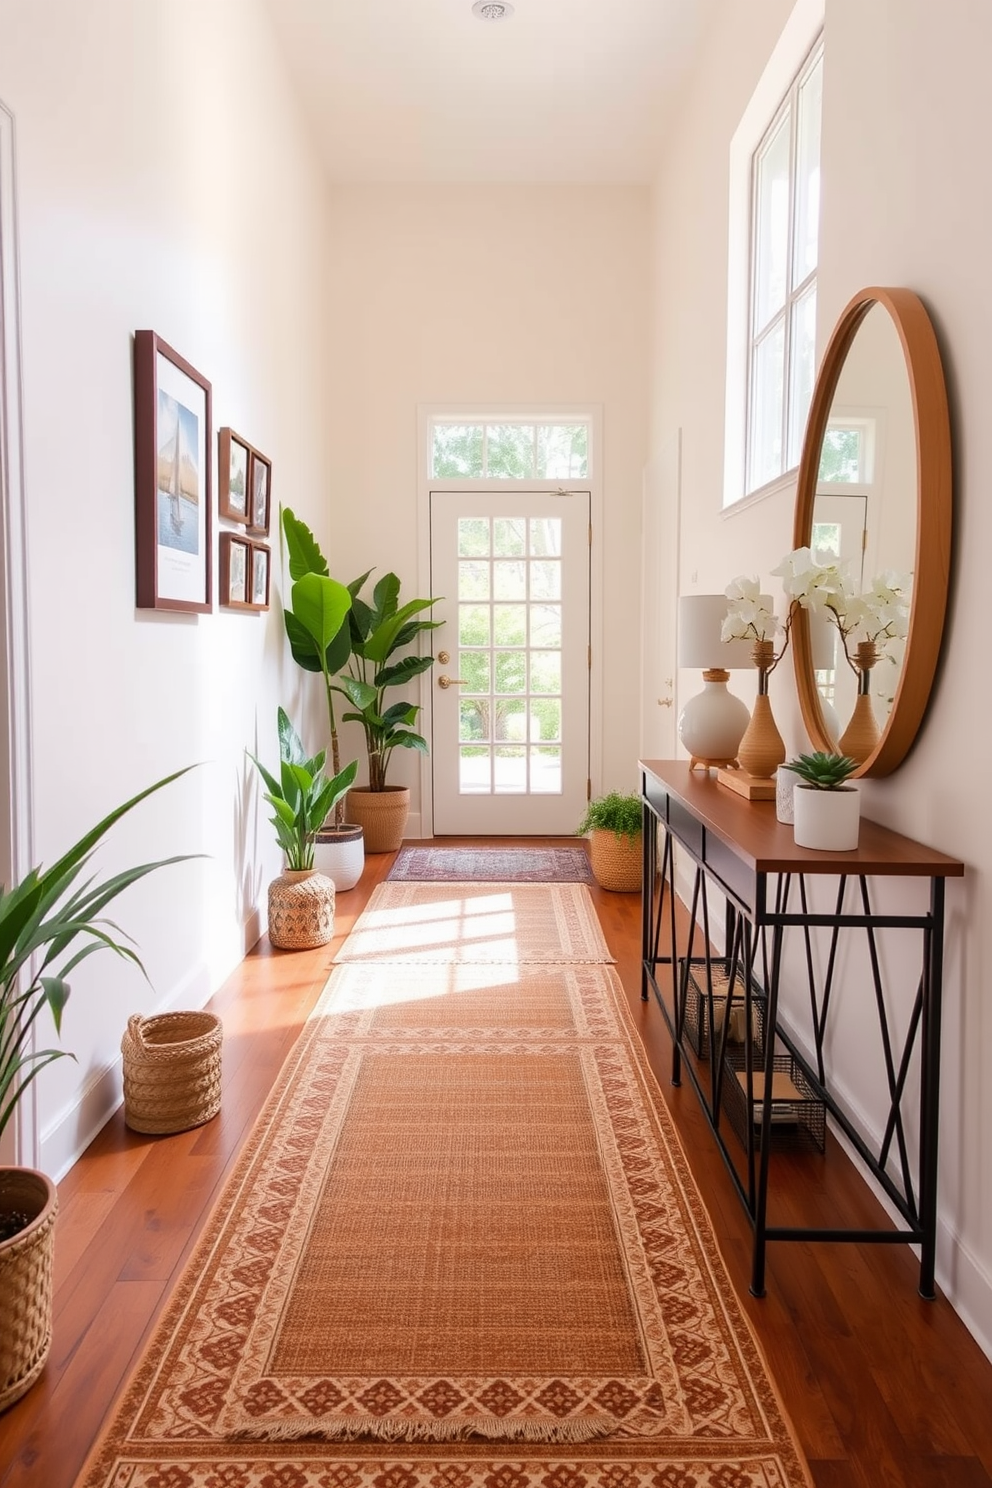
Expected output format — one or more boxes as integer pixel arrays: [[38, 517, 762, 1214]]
[[263, 0, 717, 185]]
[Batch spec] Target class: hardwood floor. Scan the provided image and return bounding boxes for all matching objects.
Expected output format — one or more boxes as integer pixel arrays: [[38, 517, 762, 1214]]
[[1, 837, 990, 1486]]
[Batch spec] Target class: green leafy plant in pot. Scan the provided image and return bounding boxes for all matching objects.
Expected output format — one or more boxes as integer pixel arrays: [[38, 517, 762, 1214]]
[[280, 506, 443, 853], [782, 751, 861, 852], [248, 709, 357, 949], [338, 569, 443, 851], [280, 509, 365, 888], [576, 789, 643, 893], [248, 711, 356, 952], [0, 765, 198, 1411]]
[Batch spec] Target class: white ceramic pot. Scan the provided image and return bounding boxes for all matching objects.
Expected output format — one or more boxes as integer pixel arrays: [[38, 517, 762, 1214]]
[[313, 824, 365, 890], [793, 784, 860, 851], [775, 767, 796, 824]]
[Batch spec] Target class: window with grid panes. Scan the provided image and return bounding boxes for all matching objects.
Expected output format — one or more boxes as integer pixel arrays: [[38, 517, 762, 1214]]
[[746, 39, 823, 496]]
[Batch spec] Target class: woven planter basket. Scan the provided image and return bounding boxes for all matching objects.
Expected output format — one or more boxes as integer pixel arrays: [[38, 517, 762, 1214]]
[[588, 828, 642, 893], [267, 869, 336, 949], [346, 786, 410, 854], [121, 1011, 223, 1135], [0, 1168, 58, 1412]]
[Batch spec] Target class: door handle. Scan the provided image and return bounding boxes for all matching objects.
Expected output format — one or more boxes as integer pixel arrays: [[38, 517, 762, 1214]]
[[437, 675, 465, 690]]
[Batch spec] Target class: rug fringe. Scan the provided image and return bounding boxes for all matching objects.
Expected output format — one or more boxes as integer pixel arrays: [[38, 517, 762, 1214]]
[[228, 1413, 621, 1444]]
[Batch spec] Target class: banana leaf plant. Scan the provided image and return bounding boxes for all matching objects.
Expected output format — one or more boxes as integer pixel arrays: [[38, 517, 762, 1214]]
[[339, 572, 443, 792], [280, 506, 443, 796], [0, 766, 199, 1144], [248, 708, 357, 870], [281, 508, 359, 825]]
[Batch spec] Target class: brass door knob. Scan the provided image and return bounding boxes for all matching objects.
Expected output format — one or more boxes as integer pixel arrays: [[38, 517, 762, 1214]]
[[437, 675, 465, 690], [438, 651, 451, 665]]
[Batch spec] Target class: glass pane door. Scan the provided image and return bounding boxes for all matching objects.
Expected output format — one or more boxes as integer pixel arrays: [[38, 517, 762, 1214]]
[[430, 492, 590, 835]]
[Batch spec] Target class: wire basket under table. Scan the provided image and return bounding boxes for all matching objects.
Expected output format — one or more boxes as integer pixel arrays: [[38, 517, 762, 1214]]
[[721, 1049, 826, 1153]]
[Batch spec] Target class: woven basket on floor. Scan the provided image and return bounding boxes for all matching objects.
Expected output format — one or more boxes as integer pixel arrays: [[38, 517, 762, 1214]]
[[588, 827, 642, 892], [346, 786, 410, 853], [121, 1011, 223, 1134], [267, 869, 336, 949], [0, 1168, 58, 1412]]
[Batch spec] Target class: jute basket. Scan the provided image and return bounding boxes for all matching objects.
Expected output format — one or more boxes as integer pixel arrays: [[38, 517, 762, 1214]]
[[588, 828, 642, 893], [0, 1168, 58, 1412], [121, 1011, 223, 1134], [267, 869, 335, 949], [346, 786, 410, 853]]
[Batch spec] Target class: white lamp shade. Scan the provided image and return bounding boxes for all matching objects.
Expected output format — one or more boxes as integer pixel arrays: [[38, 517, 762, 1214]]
[[677, 594, 767, 670]]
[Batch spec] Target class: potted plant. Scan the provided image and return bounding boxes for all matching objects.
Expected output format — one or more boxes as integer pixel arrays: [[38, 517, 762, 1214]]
[[280, 508, 364, 888], [248, 708, 357, 947], [338, 570, 443, 852], [576, 789, 643, 892], [782, 750, 861, 851], [0, 765, 197, 1411]]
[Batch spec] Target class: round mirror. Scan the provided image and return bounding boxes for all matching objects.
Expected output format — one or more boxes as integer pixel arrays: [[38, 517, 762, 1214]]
[[791, 287, 952, 776]]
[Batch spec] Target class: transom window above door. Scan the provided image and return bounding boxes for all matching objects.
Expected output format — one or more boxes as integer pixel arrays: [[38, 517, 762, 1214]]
[[430, 420, 589, 480]]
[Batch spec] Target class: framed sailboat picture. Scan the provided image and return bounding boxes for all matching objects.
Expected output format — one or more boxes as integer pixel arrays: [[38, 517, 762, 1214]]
[[134, 330, 212, 612]]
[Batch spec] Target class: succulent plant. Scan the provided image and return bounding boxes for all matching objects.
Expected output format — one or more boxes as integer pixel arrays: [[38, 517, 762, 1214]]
[[782, 751, 859, 790]]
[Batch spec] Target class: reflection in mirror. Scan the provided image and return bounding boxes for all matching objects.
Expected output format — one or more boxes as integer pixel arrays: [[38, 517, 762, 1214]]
[[792, 287, 952, 777], [810, 304, 917, 752]]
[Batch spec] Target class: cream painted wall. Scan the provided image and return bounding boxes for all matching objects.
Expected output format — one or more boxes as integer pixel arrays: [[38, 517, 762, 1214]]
[[648, 0, 991, 1356], [322, 185, 650, 828], [0, 0, 332, 1177]]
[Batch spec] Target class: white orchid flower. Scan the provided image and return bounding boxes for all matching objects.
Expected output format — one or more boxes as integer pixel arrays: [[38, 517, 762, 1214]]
[[722, 575, 782, 642]]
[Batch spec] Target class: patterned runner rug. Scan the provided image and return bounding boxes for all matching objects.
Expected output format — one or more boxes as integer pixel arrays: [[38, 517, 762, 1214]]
[[333, 882, 614, 965], [387, 847, 594, 884], [76, 888, 812, 1488]]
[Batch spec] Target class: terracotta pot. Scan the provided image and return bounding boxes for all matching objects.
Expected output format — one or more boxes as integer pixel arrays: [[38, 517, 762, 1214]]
[[0, 1167, 58, 1412], [346, 786, 410, 854]]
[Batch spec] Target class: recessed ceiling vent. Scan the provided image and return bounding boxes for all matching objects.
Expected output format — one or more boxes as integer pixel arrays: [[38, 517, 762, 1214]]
[[472, 1, 515, 19]]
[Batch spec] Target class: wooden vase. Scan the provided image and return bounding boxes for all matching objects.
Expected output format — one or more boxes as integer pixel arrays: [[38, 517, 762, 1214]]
[[839, 641, 880, 764], [737, 645, 785, 779]]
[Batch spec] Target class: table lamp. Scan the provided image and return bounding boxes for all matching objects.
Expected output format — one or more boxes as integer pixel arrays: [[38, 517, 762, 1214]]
[[677, 595, 755, 770]]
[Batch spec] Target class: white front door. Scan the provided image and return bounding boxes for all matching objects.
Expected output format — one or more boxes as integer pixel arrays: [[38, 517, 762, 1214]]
[[429, 491, 591, 835]]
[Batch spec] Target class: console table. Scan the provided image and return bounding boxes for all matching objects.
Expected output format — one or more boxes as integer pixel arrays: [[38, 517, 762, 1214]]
[[639, 759, 963, 1298]]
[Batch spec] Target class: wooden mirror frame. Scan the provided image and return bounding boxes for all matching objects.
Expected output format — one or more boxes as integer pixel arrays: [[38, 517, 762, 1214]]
[[791, 286, 952, 776]]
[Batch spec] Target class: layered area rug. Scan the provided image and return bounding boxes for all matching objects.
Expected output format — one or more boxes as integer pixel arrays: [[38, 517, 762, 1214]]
[[76, 885, 812, 1488], [387, 847, 594, 884]]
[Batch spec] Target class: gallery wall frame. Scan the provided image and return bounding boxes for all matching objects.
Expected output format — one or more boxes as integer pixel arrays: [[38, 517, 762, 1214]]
[[250, 542, 270, 610], [134, 331, 212, 613], [219, 534, 270, 612], [218, 427, 251, 523], [247, 451, 271, 536], [219, 532, 253, 610]]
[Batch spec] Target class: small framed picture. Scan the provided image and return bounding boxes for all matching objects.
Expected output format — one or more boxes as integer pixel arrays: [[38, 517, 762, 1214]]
[[219, 533, 252, 609], [218, 428, 250, 522], [250, 542, 270, 610], [248, 452, 271, 535], [133, 330, 212, 612]]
